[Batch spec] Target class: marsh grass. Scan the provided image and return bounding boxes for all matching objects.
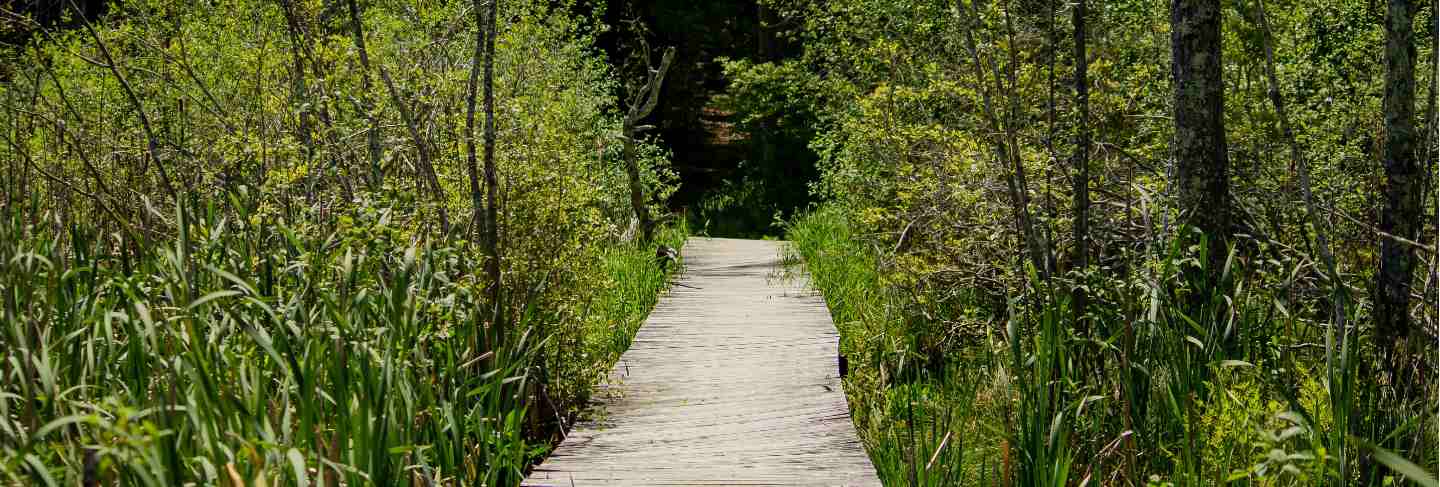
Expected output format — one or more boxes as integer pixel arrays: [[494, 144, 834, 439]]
[[0, 196, 683, 486], [588, 223, 688, 366], [786, 206, 1437, 486], [784, 207, 994, 485]]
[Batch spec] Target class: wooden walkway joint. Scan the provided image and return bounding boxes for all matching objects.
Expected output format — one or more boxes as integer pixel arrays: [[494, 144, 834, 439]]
[[524, 238, 880, 486]]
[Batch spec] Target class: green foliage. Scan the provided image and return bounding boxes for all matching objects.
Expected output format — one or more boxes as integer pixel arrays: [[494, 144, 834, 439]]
[[700, 56, 826, 237], [0, 189, 683, 485], [778, 0, 1437, 484], [786, 208, 998, 485], [718, 58, 823, 147], [0, 200, 535, 485], [690, 178, 780, 238], [0, 0, 686, 484], [788, 209, 1437, 485], [544, 221, 687, 415]]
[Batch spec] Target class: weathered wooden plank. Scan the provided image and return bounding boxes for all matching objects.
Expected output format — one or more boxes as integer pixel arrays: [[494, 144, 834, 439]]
[[523, 238, 879, 486]]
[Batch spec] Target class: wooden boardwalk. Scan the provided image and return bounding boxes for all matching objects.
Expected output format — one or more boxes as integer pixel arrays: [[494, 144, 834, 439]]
[[524, 238, 880, 486]]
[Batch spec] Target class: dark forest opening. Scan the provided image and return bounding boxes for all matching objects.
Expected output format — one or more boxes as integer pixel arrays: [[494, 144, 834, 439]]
[[584, 0, 818, 237], [2, 0, 109, 43]]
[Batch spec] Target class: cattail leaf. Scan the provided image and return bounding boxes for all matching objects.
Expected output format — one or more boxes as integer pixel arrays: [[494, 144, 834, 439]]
[[34, 414, 94, 439], [287, 448, 309, 487], [188, 290, 242, 311], [1354, 437, 1439, 487], [22, 454, 58, 487]]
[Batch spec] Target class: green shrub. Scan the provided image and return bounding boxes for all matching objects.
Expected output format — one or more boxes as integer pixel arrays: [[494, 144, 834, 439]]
[[0, 0, 686, 484]]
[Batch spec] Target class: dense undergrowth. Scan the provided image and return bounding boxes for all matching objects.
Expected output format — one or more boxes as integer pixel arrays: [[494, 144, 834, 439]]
[[0, 0, 686, 484], [785, 207, 994, 485], [790, 207, 1436, 486], [757, 0, 1438, 484], [0, 199, 682, 485], [2, 0, 1436, 484]]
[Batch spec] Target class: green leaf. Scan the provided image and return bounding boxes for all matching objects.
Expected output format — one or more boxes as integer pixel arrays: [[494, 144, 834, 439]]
[[22, 454, 58, 487], [1355, 437, 1439, 487], [34, 414, 94, 439], [287, 448, 309, 487], [188, 290, 242, 311], [1185, 335, 1205, 349]]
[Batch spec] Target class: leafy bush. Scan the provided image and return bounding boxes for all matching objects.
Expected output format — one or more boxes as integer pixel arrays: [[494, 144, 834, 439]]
[[0, 0, 684, 484], [776, 0, 1436, 484], [788, 208, 1437, 485]]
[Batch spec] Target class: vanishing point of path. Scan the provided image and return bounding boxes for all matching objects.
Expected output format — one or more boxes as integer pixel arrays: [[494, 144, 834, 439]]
[[524, 238, 881, 486]]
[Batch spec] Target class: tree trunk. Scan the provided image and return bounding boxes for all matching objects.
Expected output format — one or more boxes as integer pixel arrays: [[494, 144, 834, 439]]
[[483, 0, 503, 346], [280, 0, 314, 175], [1000, 4, 1049, 279], [1171, 0, 1231, 273], [73, 0, 176, 199], [1044, 0, 1058, 237], [1071, 0, 1091, 330], [346, 0, 384, 190], [956, 0, 1047, 281], [1424, 0, 1438, 215], [280, 0, 342, 203], [1254, 0, 1342, 312], [623, 125, 654, 242], [465, 0, 484, 244], [378, 63, 449, 234], [622, 46, 675, 243], [1254, 0, 1356, 476], [1376, 0, 1422, 395], [346, 0, 448, 234]]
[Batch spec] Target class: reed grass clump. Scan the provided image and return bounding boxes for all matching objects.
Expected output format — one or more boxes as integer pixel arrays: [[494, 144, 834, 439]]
[[0, 196, 683, 486], [787, 206, 1437, 486]]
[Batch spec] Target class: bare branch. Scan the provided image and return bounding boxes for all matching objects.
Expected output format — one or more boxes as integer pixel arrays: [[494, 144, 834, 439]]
[[67, 0, 177, 197]]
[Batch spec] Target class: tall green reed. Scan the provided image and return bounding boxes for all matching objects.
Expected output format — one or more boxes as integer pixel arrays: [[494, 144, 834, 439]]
[[786, 206, 1438, 486], [786, 207, 987, 486], [0, 195, 540, 486]]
